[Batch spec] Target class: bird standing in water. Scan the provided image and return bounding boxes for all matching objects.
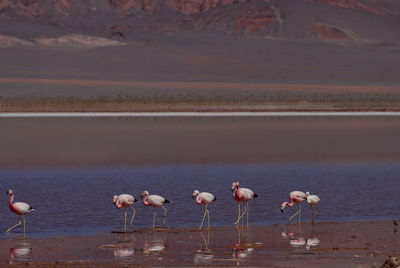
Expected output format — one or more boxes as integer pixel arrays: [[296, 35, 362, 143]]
[[281, 191, 306, 224], [141, 190, 170, 228], [231, 181, 258, 227], [6, 190, 34, 235], [113, 194, 138, 232], [192, 190, 217, 230], [305, 192, 320, 223]]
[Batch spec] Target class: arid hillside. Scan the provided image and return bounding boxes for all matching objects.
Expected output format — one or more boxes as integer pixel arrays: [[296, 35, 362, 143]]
[[0, 0, 400, 111]]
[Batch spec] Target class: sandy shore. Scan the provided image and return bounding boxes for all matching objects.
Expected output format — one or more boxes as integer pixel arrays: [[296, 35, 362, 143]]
[[1, 79, 400, 112], [0, 220, 398, 267]]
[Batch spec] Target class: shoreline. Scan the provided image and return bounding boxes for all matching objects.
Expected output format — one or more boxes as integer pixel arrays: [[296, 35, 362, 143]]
[[0, 220, 398, 267], [1, 111, 400, 117]]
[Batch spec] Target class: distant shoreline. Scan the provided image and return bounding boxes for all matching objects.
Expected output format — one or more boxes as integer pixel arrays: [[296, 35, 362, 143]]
[[1, 111, 400, 117]]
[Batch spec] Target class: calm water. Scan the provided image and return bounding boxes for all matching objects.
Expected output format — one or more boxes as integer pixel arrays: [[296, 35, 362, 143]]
[[0, 116, 399, 238]]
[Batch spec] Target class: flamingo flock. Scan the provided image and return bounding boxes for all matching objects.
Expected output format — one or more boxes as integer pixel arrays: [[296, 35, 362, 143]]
[[6, 184, 320, 234]]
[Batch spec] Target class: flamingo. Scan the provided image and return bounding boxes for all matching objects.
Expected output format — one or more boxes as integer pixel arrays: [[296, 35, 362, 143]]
[[305, 192, 320, 223], [281, 191, 306, 224], [6, 190, 34, 235], [141, 190, 170, 228], [113, 194, 138, 232], [231, 181, 258, 227], [192, 190, 217, 230]]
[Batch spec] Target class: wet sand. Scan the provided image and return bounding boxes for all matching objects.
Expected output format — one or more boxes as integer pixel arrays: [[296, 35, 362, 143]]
[[0, 220, 398, 267]]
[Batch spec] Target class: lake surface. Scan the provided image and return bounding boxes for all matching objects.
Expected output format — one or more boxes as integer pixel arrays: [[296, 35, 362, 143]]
[[0, 116, 399, 238]]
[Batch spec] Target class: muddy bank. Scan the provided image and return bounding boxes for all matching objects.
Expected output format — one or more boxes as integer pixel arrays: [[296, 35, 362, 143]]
[[0, 221, 398, 267]]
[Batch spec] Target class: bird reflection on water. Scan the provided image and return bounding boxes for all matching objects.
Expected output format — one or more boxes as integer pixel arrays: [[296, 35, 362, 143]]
[[194, 229, 214, 264], [233, 227, 260, 264], [281, 225, 320, 250], [9, 239, 31, 264]]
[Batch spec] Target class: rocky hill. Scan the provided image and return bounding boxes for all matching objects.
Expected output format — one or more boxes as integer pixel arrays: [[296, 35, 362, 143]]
[[0, 0, 399, 43], [1, 0, 400, 112]]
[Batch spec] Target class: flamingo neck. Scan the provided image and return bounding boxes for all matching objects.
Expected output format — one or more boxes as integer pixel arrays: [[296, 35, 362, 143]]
[[142, 195, 150, 206], [285, 201, 295, 207], [234, 188, 243, 199], [9, 192, 14, 207], [115, 199, 122, 208]]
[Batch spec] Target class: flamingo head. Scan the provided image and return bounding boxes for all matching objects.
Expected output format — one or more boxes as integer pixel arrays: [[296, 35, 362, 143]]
[[231, 181, 239, 192], [6, 190, 13, 195], [280, 202, 286, 213], [112, 195, 118, 205], [192, 190, 200, 199], [141, 191, 149, 199], [305, 192, 310, 197]]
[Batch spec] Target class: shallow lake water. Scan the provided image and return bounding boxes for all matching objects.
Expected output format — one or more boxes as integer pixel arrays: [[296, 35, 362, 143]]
[[0, 116, 399, 238]]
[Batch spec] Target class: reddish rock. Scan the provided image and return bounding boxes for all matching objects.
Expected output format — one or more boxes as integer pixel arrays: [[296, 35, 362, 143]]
[[309, 0, 385, 15], [310, 24, 352, 41], [0, 0, 12, 12], [14, 0, 47, 17], [168, 0, 249, 15], [233, 7, 275, 33], [54, 0, 73, 15], [104, 0, 157, 14]]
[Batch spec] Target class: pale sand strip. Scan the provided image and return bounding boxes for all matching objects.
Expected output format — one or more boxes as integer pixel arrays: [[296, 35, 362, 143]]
[[1, 112, 400, 117]]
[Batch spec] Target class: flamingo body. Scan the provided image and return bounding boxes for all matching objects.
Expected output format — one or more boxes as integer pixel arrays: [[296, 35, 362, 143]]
[[305, 192, 320, 222], [192, 190, 217, 229], [10, 202, 33, 215], [281, 191, 306, 224], [113, 194, 138, 232], [113, 194, 136, 208], [141, 191, 169, 228], [231, 181, 258, 227], [306, 192, 320, 206], [6, 190, 34, 234], [193, 191, 216, 205]]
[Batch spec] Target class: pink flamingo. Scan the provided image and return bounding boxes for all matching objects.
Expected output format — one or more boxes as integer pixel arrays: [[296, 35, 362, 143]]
[[305, 192, 320, 223], [141, 190, 170, 228], [231, 181, 258, 227], [192, 190, 217, 230], [113, 194, 138, 232], [281, 191, 306, 224], [6, 190, 34, 234]]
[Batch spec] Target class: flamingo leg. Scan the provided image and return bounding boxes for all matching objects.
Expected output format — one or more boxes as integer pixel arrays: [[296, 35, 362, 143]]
[[124, 208, 127, 232], [7, 216, 22, 233], [162, 206, 167, 228], [207, 206, 210, 230], [152, 207, 156, 229], [236, 204, 241, 225], [200, 205, 207, 230], [130, 207, 136, 229], [23, 215, 26, 235], [288, 209, 300, 222], [298, 203, 302, 225], [246, 202, 249, 228], [235, 205, 247, 225]]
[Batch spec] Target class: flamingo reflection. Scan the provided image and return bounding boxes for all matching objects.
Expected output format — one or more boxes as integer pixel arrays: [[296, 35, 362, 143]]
[[194, 229, 214, 264], [9, 240, 31, 264]]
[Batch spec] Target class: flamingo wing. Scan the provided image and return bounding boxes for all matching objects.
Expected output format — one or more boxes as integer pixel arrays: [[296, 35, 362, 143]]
[[148, 195, 165, 206]]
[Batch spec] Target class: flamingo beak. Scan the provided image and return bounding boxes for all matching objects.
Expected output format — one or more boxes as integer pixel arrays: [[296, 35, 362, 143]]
[[134, 198, 138, 202], [192, 195, 196, 200], [281, 208, 284, 213]]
